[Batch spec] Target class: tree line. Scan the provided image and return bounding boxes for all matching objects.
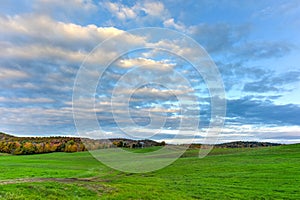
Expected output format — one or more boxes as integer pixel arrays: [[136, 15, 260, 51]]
[[0, 133, 86, 155], [0, 132, 165, 155]]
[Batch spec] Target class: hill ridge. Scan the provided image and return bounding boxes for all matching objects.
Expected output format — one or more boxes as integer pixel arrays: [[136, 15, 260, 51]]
[[1, 132, 285, 155]]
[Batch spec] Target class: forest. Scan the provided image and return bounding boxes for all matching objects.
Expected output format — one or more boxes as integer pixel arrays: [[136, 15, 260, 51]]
[[0, 132, 165, 155]]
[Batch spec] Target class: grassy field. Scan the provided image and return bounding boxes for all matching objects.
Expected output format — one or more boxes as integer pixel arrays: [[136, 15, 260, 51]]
[[0, 144, 299, 199]]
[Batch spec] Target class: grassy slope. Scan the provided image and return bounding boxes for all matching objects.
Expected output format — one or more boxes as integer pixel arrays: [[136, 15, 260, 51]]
[[0, 144, 299, 199]]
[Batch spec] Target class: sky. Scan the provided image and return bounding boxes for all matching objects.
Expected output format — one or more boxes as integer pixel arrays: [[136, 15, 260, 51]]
[[0, 0, 300, 144]]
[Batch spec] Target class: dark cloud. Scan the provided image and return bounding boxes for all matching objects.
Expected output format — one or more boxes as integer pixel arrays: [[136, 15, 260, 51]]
[[235, 41, 293, 60], [150, 133, 203, 140], [227, 96, 300, 126], [190, 23, 250, 54], [190, 22, 292, 62], [243, 70, 300, 93], [217, 61, 271, 91]]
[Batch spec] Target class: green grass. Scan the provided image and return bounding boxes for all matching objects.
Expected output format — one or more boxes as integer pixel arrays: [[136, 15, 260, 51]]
[[0, 182, 99, 200], [0, 144, 300, 199], [122, 146, 163, 153]]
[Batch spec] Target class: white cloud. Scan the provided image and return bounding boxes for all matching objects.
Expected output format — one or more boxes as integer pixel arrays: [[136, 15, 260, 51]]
[[141, 1, 166, 17], [163, 18, 186, 32], [33, 0, 98, 18], [0, 15, 147, 65], [141, 106, 180, 113], [155, 124, 300, 144], [102, 0, 169, 22], [0, 106, 73, 126], [1, 43, 86, 63], [117, 57, 176, 70], [35, 0, 97, 11], [112, 86, 193, 99], [146, 39, 204, 60], [102, 1, 188, 31], [0, 97, 55, 103], [0, 14, 124, 50], [0, 14, 202, 69], [0, 67, 29, 79], [102, 1, 137, 20], [10, 83, 39, 90]]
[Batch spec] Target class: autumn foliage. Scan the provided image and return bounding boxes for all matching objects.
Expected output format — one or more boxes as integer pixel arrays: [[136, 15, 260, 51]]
[[0, 132, 87, 155], [0, 132, 165, 155]]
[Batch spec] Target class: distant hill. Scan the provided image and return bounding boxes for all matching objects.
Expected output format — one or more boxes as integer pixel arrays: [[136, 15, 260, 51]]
[[0, 132, 14, 140], [214, 141, 282, 148], [108, 138, 163, 148], [188, 141, 282, 149], [1, 132, 283, 155]]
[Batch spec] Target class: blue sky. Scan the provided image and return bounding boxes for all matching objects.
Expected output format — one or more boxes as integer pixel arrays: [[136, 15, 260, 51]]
[[0, 0, 300, 144]]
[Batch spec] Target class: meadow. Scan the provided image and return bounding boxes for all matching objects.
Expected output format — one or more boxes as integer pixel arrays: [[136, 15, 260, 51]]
[[0, 144, 299, 199]]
